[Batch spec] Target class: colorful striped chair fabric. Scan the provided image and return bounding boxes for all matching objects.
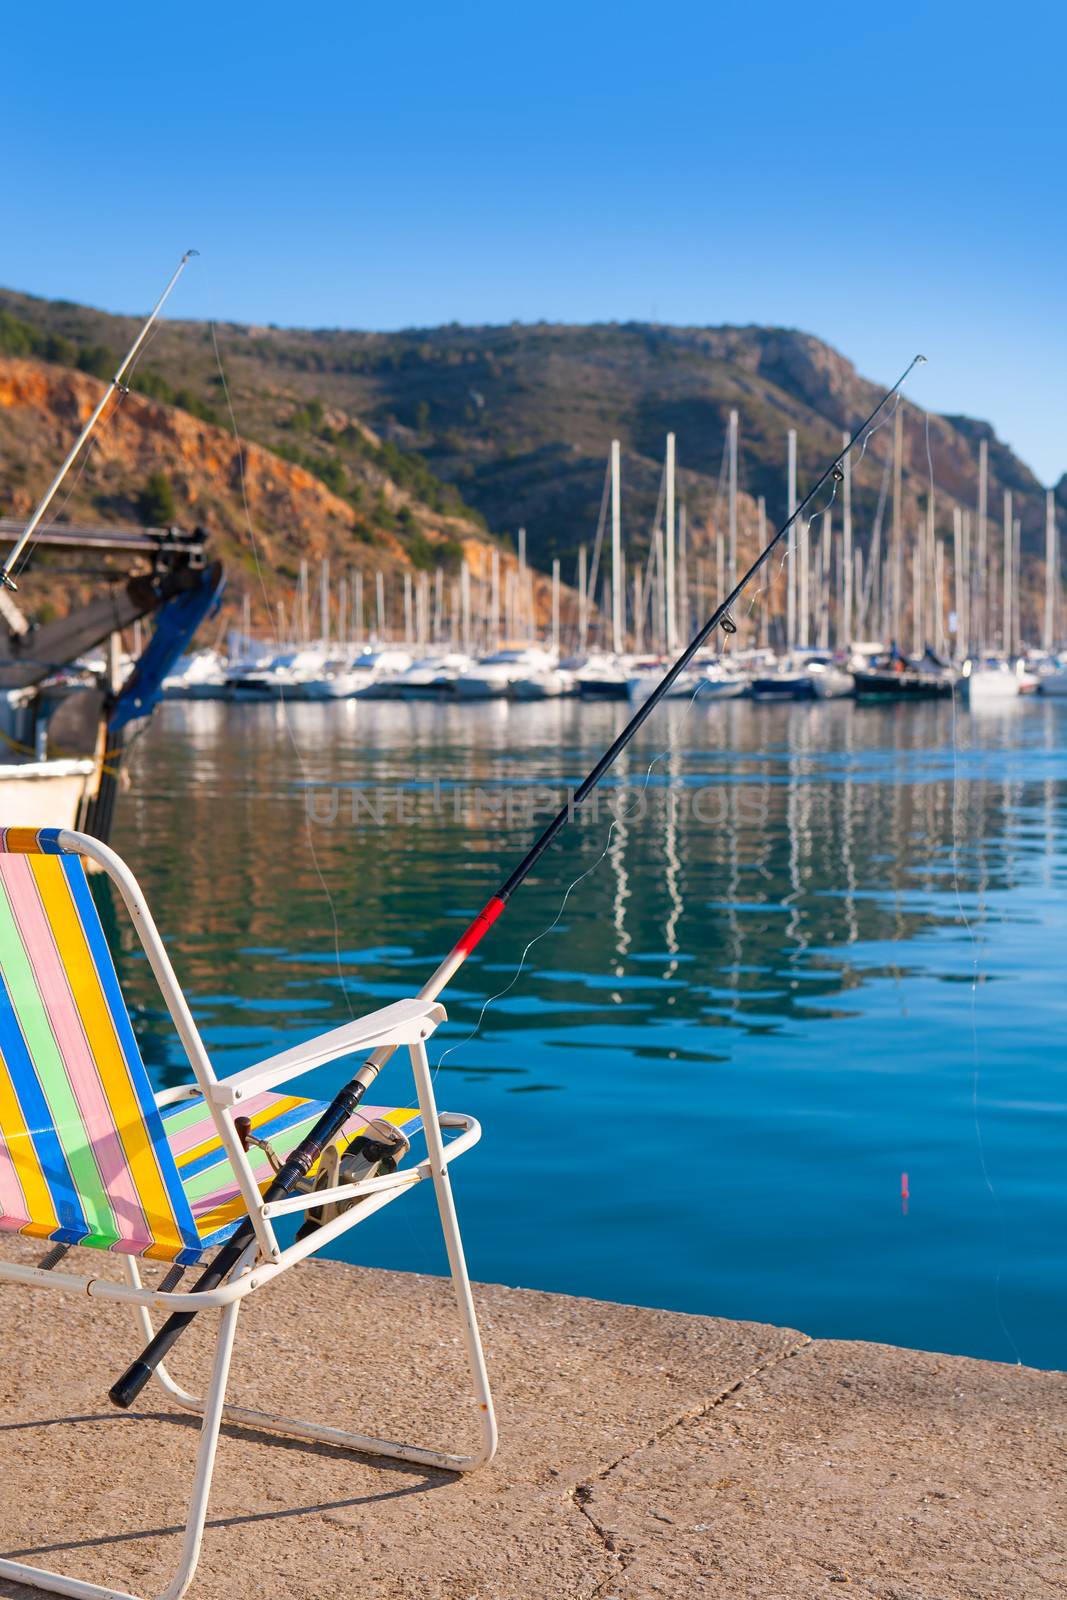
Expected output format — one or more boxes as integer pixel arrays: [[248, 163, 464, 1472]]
[[0, 827, 495, 1600], [0, 827, 419, 1262], [163, 1093, 421, 1249]]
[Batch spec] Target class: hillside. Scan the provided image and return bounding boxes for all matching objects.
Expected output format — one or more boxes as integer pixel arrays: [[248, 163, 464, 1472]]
[[0, 353, 534, 635], [0, 287, 1061, 630]]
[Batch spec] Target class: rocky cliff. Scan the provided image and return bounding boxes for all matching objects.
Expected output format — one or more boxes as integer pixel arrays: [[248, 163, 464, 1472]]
[[0, 356, 535, 630]]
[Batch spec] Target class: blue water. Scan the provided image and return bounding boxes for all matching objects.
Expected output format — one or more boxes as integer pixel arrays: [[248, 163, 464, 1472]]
[[114, 695, 1067, 1369]]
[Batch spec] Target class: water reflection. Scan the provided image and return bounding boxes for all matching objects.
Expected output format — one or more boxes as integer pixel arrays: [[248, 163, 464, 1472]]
[[112, 696, 1067, 1368]]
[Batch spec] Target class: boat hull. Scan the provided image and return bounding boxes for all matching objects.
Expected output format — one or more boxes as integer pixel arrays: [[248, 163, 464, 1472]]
[[0, 759, 97, 829], [751, 675, 815, 702], [852, 670, 954, 700], [576, 680, 629, 699], [962, 670, 1020, 704], [453, 679, 513, 700]]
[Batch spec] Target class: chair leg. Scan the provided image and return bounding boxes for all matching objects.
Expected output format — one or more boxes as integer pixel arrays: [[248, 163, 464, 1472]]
[[409, 1037, 498, 1469], [0, 1298, 241, 1600], [124, 1053, 499, 1476], [136, 1265, 496, 1473]]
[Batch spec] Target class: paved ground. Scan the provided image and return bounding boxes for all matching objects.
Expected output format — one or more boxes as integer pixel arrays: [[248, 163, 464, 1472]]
[[0, 1236, 1063, 1598]]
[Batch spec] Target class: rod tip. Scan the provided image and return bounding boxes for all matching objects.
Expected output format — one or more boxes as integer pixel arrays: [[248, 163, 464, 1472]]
[[0, 570, 18, 593]]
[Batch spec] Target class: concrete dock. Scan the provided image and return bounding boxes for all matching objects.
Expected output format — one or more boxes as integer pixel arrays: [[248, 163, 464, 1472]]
[[0, 1235, 1063, 1598]]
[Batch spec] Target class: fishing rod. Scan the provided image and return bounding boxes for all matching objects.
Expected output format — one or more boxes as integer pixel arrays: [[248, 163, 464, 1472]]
[[1, 250, 198, 591], [110, 353, 924, 1409]]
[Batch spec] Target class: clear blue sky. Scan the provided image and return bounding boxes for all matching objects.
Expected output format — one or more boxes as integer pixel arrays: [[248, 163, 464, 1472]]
[[5, 1, 1065, 480]]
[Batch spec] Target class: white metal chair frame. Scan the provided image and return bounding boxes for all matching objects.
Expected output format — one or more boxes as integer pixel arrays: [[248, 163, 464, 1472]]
[[0, 830, 497, 1600]]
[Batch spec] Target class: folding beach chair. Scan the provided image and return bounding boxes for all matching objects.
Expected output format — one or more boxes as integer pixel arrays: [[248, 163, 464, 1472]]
[[0, 826, 496, 1600]]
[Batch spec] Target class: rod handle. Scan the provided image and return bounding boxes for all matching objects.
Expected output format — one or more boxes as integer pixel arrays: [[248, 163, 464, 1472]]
[[109, 1311, 198, 1408], [108, 1075, 374, 1408], [108, 1223, 253, 1408]]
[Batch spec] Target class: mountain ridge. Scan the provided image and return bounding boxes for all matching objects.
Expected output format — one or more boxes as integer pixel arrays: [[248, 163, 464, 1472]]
[[0, 289, 1061, 629]]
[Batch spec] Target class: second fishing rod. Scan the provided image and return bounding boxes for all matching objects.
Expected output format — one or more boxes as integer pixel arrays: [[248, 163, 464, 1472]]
[[109, 354, 923, 1409]]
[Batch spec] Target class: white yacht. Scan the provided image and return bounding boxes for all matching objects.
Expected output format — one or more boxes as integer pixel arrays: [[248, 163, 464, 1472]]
[[571, 651, 630, 699], [392, 651, 474, 699], [226, 648, 330, 701], [341, 647, 415, 699], [961, 656, 1036, 705], [1039, 655, 1067, 696], [625, 656, 746, 705], [511, 664, 576, 700], [808, 657, 855, 700], [454, 647, 556, 699], [162, 648, 229, 699]]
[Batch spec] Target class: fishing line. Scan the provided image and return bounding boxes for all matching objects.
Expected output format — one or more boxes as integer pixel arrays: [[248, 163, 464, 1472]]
[[737, 384, 913, 639], [209, 322, 356, 1022], [3, 251, 197, 589], [8, 391, 130, 586], [434, 614, 745, 1078], [434, 367, 927, 1072], [933, 404, 1022, 1365], [8, 305, 174, 586], [584, 457, 612, 625], [110, 355, 925, 1408]]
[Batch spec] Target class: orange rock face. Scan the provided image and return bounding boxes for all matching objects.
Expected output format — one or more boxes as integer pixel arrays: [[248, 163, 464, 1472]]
[[0, 356, 557, 627]]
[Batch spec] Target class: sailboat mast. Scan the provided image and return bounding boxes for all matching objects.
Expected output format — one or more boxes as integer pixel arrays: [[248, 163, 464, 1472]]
[[842, 431, 853, 646], [891, 406, 903, 645], [798, 509, 810, 650], [728, 409, 738, 596], [664, 434, 677, 653], [517, 528, 527, 640], [757, 496, 768, 646], [491, 548, 501, 649], [786, 429, 797, 655], [578, 546, 588, 651], [1045, 489, 1057, 651], [925, 495, 936, 647], [678, 504, 688, 643], [1003, 490, 1013, 657], [1013, 513, 1022, 653], [977, 439, 988, 651], [299, 558, 310, 642], [819, 508, 831, 649], [611, 439, 624, 655]]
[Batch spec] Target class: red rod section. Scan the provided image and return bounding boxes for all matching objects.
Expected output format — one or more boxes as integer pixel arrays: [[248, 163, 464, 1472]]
[[454, 895, 508, 955]]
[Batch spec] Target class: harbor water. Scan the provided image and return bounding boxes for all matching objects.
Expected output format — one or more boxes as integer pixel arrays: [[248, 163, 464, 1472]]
[[111, 695, 1067, 1369]]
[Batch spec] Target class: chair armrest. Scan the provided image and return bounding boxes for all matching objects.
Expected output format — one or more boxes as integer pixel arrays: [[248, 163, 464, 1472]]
[[154, 1083, 204, 1108], [207, 997, 447, 1106]]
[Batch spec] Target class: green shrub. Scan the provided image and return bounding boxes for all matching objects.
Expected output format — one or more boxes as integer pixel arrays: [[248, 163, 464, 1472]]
[[138, 470, 177, 525], [320, 458, 346, 494], [76, 344, 114, 379]]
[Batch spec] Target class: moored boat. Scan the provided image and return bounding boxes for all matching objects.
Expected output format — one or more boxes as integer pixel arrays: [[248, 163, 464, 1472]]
[[454, 646, 555, 699], [572, 651, 630, 699], [626, 656, 747, 704], [961, 656, 1036, 705], [851, 647, 957, 700]]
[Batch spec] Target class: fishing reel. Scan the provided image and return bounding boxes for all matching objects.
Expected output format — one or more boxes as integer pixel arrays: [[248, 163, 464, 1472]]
[[295, 1119, 412, 1242]]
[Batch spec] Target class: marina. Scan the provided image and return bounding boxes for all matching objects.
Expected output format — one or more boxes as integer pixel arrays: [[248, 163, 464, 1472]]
[[2, 19, 1066, 1584], [113, 690, 1067, 1371], [157, 409, 1066, 711]]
